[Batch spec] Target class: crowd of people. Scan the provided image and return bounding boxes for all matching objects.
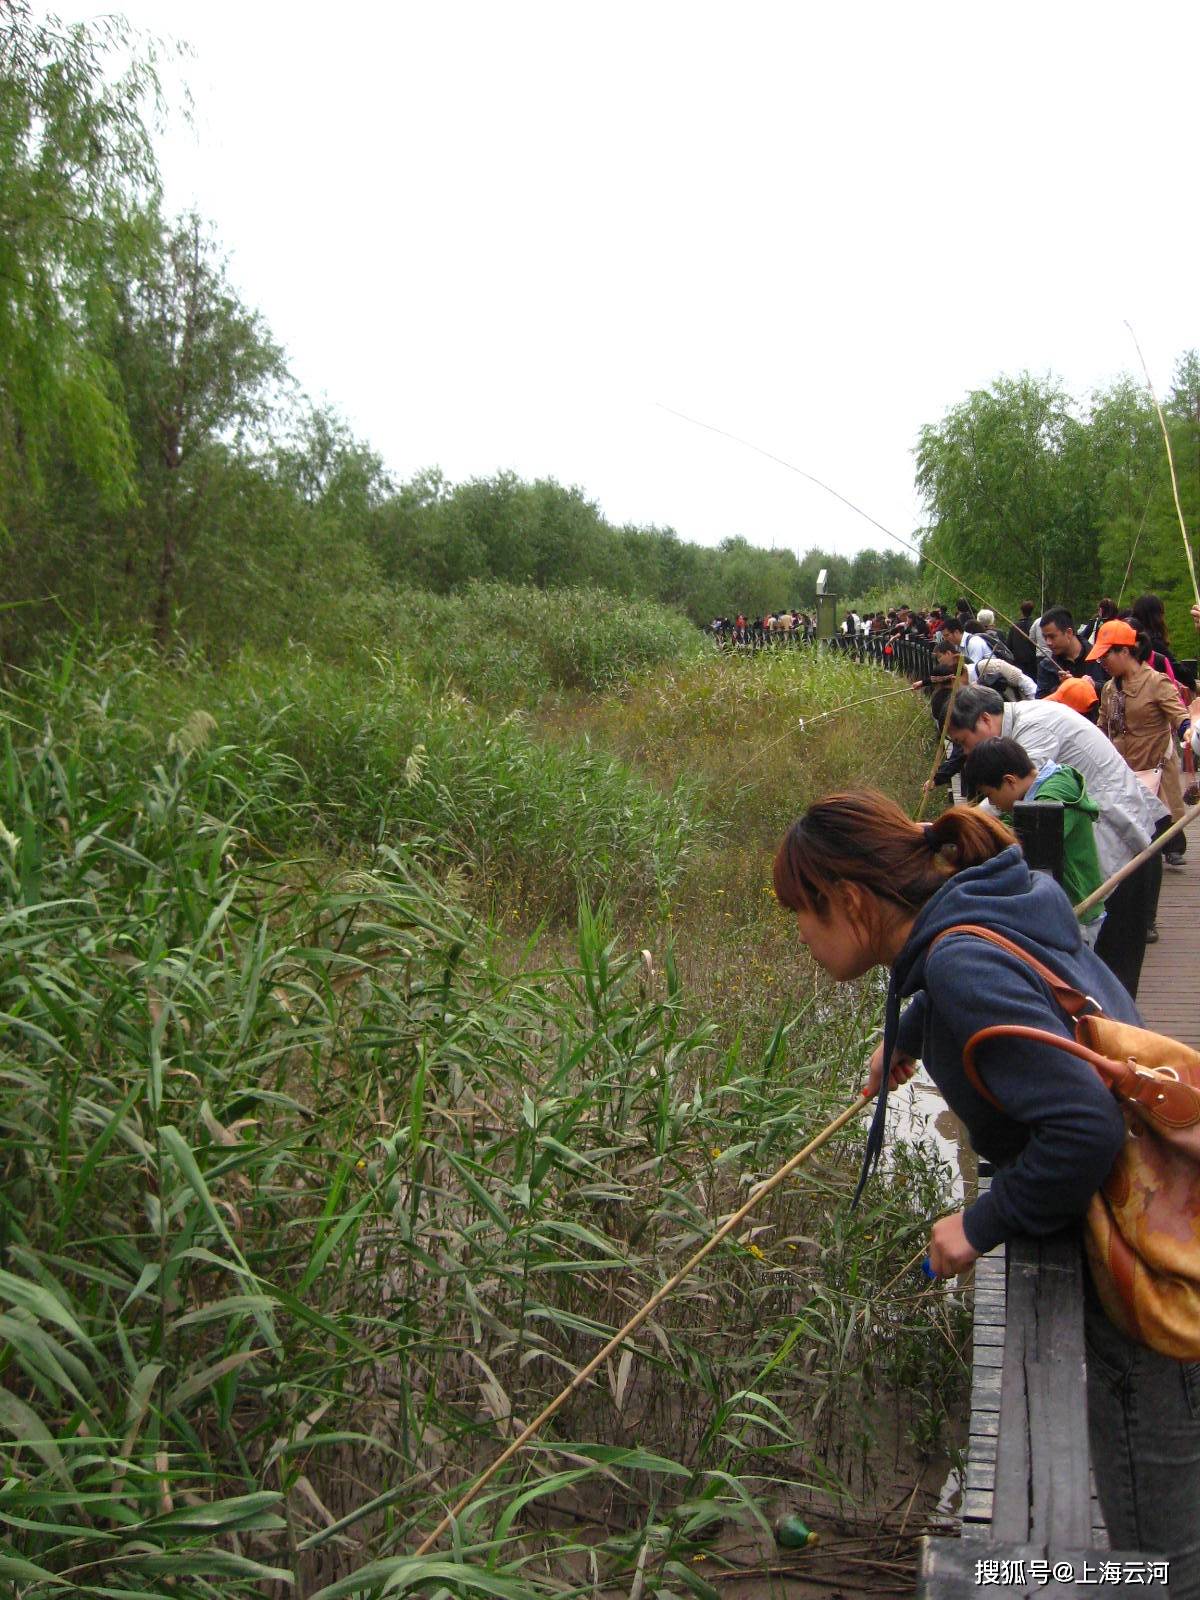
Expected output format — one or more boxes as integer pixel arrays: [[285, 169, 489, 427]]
[[916, 593, 1198, 969], [709, 610, 817, 643], [771, 589, 1200, 1586]]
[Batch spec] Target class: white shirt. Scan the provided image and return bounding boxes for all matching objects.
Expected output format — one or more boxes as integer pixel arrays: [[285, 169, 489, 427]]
[[962, 632, 995, 667], [1001, 700, 1166, 878]]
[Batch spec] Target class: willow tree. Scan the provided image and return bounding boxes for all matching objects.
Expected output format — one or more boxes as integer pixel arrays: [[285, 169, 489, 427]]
[[110, 214, 288, 642], [0, 3, 161, 518], [915, 374, 1099, 615]]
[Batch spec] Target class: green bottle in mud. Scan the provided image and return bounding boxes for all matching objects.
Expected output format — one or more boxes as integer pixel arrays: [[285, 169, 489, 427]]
[[775, 1514, 818, 1548]]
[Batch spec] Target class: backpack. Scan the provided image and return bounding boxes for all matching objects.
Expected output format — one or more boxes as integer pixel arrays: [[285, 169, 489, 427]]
[[980, 629, 1016, 665], [935, 923, 1200, 1359]]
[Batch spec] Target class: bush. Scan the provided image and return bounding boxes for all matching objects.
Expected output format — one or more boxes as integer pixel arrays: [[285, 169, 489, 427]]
[[328, 581, 705, 703], [5, 640, 706, 919], [0, 657, 964, 1596]]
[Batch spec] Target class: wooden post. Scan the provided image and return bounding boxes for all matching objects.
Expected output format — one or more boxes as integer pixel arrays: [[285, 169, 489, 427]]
[[1011, 800, 1065, 883]]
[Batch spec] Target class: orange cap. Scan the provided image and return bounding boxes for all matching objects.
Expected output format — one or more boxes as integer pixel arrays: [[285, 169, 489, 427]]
[[1047, 675, 1099, 714], [1086, 619, 1139, 660]]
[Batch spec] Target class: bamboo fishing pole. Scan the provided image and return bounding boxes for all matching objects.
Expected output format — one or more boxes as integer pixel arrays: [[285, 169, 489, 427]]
[[1126, 321, 1200, 608], [411, 1090, 871, 1557], [914, 666, 961, 823], [412, 769, 1200, 1557], [1072, 798, 1200, 918]]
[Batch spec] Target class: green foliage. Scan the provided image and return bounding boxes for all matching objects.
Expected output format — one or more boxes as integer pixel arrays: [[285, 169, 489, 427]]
[[342, 580, 706, 702], [584, 648, 933, 850], [108, 212, 290, 640], [368, 472, 921, 631], [917, 356, 1200, 641], [916, 373, 1099, 613], [14, 639, 705, 918], [0, 643, 964, 1597], [0, 2, 161, 513]]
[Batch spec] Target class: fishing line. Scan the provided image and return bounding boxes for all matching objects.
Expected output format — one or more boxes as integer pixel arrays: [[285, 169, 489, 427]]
[[1116, 481, 1157, 608], [658, 402, 1062, 671], [718, 680, 918, 793]]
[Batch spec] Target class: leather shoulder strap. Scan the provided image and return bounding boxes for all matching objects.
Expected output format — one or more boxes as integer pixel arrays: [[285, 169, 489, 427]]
[[929, 923, 1095, 1018]]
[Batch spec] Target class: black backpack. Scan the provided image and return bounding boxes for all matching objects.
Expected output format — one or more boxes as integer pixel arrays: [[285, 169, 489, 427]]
[[980, 629, 1016, 665]]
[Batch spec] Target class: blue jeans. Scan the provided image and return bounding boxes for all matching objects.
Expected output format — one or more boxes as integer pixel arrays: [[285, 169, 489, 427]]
[[1085, 1286, 1200, 1594]]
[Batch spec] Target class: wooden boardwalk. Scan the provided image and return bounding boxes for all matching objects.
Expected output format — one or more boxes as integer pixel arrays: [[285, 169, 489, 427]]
[[918, 854, 1194, 1592], [1138, 845, 1200, 1045]]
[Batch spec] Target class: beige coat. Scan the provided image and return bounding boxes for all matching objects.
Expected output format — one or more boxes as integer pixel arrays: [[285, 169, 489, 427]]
[[1099, 663, 1186, 775]]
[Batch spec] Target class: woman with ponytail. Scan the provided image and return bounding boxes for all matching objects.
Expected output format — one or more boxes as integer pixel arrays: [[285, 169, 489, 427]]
[[774, 791, 1200, 1586]]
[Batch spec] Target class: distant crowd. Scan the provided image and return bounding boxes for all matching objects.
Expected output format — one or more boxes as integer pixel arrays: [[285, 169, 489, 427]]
[[709, 611, 817, 643], [899, 591, 1200, 995]]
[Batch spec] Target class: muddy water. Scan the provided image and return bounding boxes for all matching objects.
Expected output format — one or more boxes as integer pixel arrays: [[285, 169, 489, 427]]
[[893, 1074, 978, 1205], [889, 1072, 977, 1518]]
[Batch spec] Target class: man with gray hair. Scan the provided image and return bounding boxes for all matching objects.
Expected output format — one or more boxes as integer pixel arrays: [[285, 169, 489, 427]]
[[947, 685, 1165, 998]]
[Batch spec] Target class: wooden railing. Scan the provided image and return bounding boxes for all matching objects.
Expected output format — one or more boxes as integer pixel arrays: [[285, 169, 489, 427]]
[[915, 1182, 1169, 1594]]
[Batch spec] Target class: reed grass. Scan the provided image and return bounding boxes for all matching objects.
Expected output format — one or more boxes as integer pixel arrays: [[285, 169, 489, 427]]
[[0, 637, 965, 1598], [327, 581, 706, 704]]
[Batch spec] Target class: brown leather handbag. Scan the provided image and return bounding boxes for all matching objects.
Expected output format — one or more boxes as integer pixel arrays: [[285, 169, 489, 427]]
[[935, 923, 1200, 1360]]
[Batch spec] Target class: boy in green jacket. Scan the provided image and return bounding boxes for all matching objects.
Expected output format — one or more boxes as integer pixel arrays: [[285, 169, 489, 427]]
[[963, 736, 1106, 947]]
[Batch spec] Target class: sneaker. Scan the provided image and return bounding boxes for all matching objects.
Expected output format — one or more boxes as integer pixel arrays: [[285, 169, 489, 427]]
[[1146, 924, 1160, 943], [1164, 851, 1186, 870]]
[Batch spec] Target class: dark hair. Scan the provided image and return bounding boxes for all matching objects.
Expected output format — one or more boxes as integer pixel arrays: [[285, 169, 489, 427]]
[[1040, 606, 1073, 632], [1020, 600, 1035, 616], [1131, 593, 1168, 648], [940, 616, 964, 635], [962, 737, 1035, 797], [773, 790, 1014, 917], [946, 684, 1005, 731], [1098, 597, 1118, 621]]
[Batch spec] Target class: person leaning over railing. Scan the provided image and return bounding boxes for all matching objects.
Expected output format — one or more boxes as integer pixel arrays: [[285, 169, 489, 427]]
[[1035, 607, 1108, 699], [945, 685, 1166, 1001], [772, 793, 1200, 1591]]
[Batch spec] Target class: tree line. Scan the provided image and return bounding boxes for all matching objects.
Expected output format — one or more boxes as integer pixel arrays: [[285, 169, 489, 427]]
[[0, 6, 922, 661], [917, 364, 1200, 644], [4, 3, 1198, 663]]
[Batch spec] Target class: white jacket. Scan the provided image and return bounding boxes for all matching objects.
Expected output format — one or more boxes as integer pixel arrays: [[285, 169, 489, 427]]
[[971, 657, 1036, 699], [1001, 700, 1166, 878]]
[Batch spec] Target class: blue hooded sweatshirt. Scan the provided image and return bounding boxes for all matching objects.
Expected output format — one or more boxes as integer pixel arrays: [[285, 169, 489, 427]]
[[864, 844, 1136, 1254]]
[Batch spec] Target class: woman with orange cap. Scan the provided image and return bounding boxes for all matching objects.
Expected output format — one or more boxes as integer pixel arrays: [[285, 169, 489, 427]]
[[1090, 619, 1190, 868]]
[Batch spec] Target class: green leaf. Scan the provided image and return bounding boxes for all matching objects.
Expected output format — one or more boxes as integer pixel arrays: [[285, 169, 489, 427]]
[[0, 1553, 71, 1586], [0, 1268, 95, 1353]]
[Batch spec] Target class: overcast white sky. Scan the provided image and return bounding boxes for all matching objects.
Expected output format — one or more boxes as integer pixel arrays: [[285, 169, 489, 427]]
[[107, 0, 1199, 559]]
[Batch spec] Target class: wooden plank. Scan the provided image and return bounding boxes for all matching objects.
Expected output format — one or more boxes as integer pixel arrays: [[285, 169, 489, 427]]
[[961, 1487, 994, 1522], [992, 1231, 1093, 1547], [971, 1364, 1002, 1410]]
